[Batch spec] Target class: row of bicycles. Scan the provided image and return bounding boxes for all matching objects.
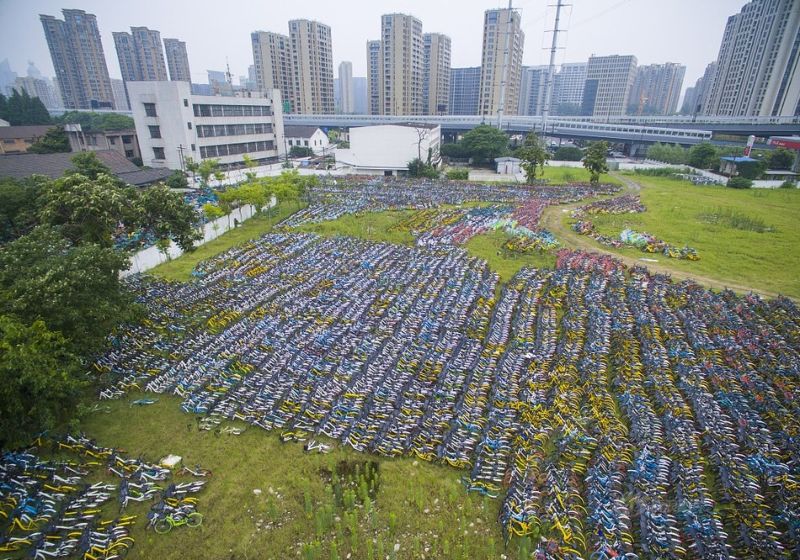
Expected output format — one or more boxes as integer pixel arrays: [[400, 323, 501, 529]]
[[0, 434, 208, 559], [88, 180, 799, 558]]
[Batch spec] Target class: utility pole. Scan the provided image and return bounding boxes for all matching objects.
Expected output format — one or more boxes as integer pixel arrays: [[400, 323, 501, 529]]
[[541, 0, 567, 135], [496, 0, 514, 130]]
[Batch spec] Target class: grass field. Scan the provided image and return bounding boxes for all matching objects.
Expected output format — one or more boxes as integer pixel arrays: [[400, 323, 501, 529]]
[[81, 396, 521, 560], [464, 230, 557, 284], [296, 209, 416, 246], [150, 200, 307, 282], [574, 175, 800, 298], [468, 165, 622, 186]]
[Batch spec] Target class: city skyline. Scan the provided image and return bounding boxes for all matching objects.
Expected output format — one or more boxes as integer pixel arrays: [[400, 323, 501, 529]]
[[2, 0, 744, 91]]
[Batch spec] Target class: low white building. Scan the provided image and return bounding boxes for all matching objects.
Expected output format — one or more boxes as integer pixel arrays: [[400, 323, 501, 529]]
[[495, 157, 522, 174], [335, 123, 441, 176], [284, 125, 330, 155], [127, 80, 286, 170]]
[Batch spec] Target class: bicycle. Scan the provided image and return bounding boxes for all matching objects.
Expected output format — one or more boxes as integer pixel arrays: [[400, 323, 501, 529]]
[[153, 511, 203, 534]]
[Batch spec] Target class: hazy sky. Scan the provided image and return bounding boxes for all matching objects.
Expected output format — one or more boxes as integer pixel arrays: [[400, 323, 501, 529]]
[[1, 0, 742, 90]]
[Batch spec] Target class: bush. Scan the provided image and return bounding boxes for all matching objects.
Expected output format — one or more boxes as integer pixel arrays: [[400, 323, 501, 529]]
[[165, 170, 188, 189], [407, 158, 439, 178], [290, 146, 314, 158], [646, 143, 688, 165], [441, 143, 469, 159], [553, 146, 583, 161], [727, 177, 753, 189], [445, 168, 469, 180], [736, 159, 767, 179], [779, 180, 797, 189], [634, 167, 690, 176]]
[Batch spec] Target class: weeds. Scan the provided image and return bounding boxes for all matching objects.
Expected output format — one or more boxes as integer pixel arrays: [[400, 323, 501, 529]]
[[697, 207, 772, 232]]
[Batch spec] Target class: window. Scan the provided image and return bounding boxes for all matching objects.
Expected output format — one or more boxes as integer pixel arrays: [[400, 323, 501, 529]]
[[125, 150, 134, 158], [183, 99, 189, 107], [191, 144, 195, 151], [148, 125, 162, 139], [288, 139, 293, 146], [304, 140, 309, 146], [122, 135, 133, 144], [109, 137, 116, 145], [187, 122, 192, 130], [144, 102, 157, 117], [153, 147, 165, 160]]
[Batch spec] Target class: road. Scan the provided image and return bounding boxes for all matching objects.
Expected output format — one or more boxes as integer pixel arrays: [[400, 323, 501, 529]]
[[539, 172, 788, 300]]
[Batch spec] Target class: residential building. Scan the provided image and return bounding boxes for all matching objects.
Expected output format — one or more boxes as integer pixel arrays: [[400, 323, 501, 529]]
[[113, 27, 168, 83], [380, 14, 424, 115], [0, 150, 171, 186], [581, 54, 637, 117], [284, 125, 330, 155], [0, 125, 53, 154], [518, 65, 552, 116], [423, 33, 451, 115], [289, 20, 335, 114], [338, 61, 354, 113], [64, 123, 140, 161], [334, 123, 440, 175], [628, 62, 686, 115], [681, 61, 717, 115], [0, 59, 16, 95], [552, 62, 587, 114], [164, 38, 192, 82], [127, 80, 285, 170], [111, 79, 131, 111], [40, 9, 115, 110], [251, 31, 296, 113], [704, 0, 800, 116], [366, 40, 382, 115], [449, 66, 481, 115], [353, 77, 368, 114], [478, 8, 525, 117], [12, 75, 61, 110]]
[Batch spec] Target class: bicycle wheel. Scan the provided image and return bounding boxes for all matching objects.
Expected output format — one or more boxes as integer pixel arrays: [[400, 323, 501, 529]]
[[186, 512, 203, 528], [153, 518, 173, 534]]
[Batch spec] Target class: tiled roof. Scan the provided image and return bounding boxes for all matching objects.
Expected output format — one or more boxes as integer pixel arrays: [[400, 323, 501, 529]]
[[284, 125, 323, 138], [0, 125, 54, 140]]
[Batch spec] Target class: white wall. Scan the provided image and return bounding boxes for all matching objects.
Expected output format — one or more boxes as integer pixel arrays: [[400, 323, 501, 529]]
[[335, 124, 440, 171]]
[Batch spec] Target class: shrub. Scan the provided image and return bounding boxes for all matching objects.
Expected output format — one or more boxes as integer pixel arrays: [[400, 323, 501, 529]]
[[290, 146, 314, 158], [440, 142, 469, 159], [407, 158, 439, 178], [779, 180, 797, 189], [553, 146, 583, 161], [646, 143, 688, 165], [634, 167, 690, 176], [727, 177, 753, 189], [445, 168, 469, 180], [736, 159, 767, 179]]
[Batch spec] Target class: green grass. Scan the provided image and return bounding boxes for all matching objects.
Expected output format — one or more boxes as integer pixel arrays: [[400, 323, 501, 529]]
[[576, 175, 800, 298], [150, 201, 306, 282], [295, 209, 416, 246], [465, 230, 557, 285], [81, 395, 518, 560], [540, 165, 622, 185]]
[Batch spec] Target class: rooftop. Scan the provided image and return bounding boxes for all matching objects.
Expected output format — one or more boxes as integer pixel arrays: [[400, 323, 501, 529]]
[[283, 125, 324, 138], [0, 125, 54, 140]]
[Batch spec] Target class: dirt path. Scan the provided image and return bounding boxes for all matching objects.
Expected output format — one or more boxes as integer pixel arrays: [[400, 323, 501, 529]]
[[541, 172, 789, 300]]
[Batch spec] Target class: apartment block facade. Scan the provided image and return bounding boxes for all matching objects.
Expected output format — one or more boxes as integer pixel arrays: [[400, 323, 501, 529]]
[[582, 54, 637, 117], [704, 0, 800, 116], [367, 40, 383, 115], [289, 19, 334, 114], [113, 27, 168, 83], [251, 31, 296, 113], [628, 62, 686, 115], [478, 8, 525, 117], [380, 14, 424, 115], [423, 33, 451, 115], [40, 9, 115, 110], [449, 66, 481, 115], [518, 65, 552, 116], [552, 62, 587, 112], [164, 38, 192, 82], [128, 80, 285, 170], [338, 61, 354, 113]]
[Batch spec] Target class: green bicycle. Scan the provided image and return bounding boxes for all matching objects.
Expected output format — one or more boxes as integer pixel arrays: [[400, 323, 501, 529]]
[[153, 512, 203, 534]]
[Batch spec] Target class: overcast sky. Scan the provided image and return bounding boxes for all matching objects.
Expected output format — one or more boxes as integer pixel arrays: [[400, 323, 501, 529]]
[[1, 0, 742, 90]]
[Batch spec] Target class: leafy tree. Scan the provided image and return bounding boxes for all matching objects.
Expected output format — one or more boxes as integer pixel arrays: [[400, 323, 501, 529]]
[[165, 170, 189, 190], [290, 145, 314, 158], [553, 146, 584, 161], [736, 159, 767, 180], [440, 142, 469, 159], [138, 185, 203, 251], [767, 148, 795, 170], [445, 168, 469, 180], [646, 143, 688, 165], [28, 125, 71, 154], [583, 141, 609, 183], [688, 142, 719, 169], [515, 134, 550, 183], [0, 176, 47, 242], [0, 89, 51, 125], [38, 172, 134, 247], [727, 177, 753, 189], [66, 152, 119, 182], [459, 125, 509, 165], [242, 154, 258, 183], [55, 111, 134, 131], [0, 226, 131, 355], [407, 158, 439, 178], [0, 315, 83, 448], [184, 157, 200, 185]]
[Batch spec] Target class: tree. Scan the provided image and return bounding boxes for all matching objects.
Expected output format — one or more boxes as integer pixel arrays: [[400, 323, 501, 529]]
[[165, 170, 189, 190], [767, 148, 795, 170], [0, 315, 83, 448], [646, 143, 688, 165], [515, 134, 550, 183], [203, 203, 225, 236], [407, 158, 439, 178], [184, 157, 200, 186], [0, 89, 51, 125], [736, 159, 766, 180], [194, 158, 222, 187], [241, 154, 258, 183], [441, 143, 469, 159], [459, 125, 509, 165], [67, 152, 119, 182], [290, 145, 314, 158], [583, 141, 609, 183], [553, 146, 584, 161], [55, 111, 134, 131], [0, 226, 131, 355], [688, 142, 719, 169], [28, 125, 71, 154], [0, 176, 47, 242], [138, 185, 203, 251]]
